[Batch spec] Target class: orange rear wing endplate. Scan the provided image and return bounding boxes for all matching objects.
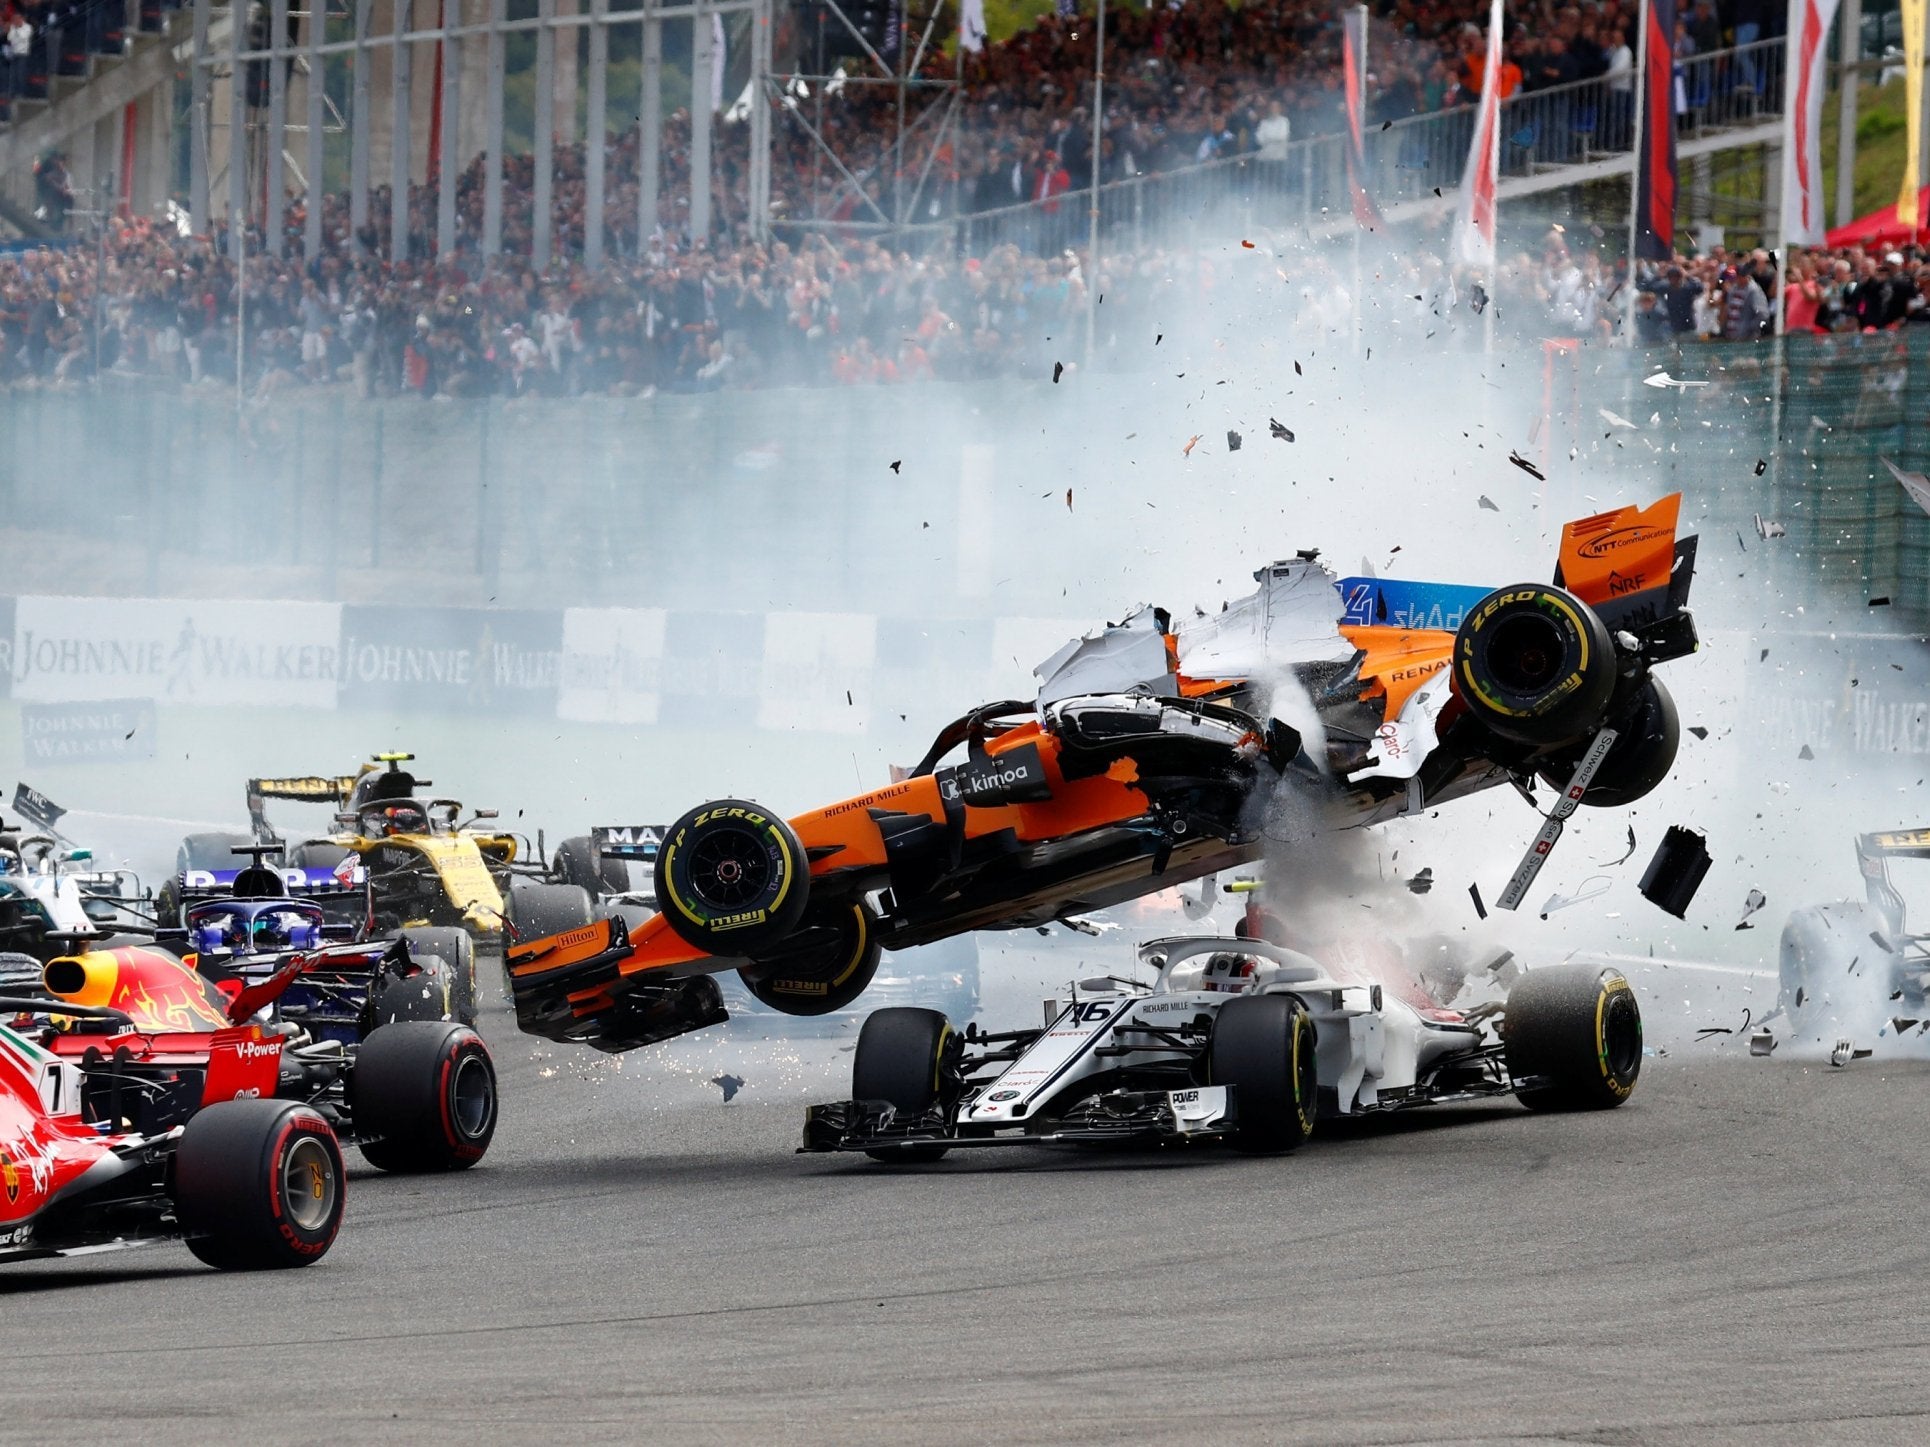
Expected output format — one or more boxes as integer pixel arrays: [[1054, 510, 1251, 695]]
[[1554, 493, 1698, 656]]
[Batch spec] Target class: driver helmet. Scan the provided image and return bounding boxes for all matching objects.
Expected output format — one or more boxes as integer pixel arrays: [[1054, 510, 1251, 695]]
[[251, 906, 321, 952], [186, 904, 250, 955], [1201, 952, 1259, 994], [375, 803, 426, 836]]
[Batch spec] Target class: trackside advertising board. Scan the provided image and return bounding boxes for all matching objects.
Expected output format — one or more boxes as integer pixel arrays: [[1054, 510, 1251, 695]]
[[335, 606, 563, 716]]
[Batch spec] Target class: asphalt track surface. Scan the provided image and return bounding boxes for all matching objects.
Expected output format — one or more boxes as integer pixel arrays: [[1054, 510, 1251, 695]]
[[3, 952, 1928, 1447]]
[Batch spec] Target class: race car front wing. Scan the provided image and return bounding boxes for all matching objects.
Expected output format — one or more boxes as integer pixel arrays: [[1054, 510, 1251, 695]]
[[801, 1085, 1237, 1153]]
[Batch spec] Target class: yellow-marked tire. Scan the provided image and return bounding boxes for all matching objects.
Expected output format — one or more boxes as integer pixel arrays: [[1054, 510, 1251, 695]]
[[1453, 584, 1617, 746], [852, 1006, 953, 1163], [739, 902, 881, 1017], [1209, 993, 1318, 1153], [654, 798, 810, 954], [1504, 964, 1643, 1111]]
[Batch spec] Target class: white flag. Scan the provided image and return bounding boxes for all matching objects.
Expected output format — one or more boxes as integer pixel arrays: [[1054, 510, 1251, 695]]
[[960, 0, 987, 53], [1450, 0, 1505, 269], [1778, 0, 1843, 244]]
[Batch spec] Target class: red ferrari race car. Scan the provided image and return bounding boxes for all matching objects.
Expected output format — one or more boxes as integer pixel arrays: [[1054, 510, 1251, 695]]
[[0, 973, 346, 1271], [509, 495, 1698, 1054]]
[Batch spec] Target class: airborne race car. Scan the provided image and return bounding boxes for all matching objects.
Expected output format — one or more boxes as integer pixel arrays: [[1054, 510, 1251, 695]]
[[1773, 827, 1930, 1045], [803, 940, 1642, 1159], [0, 993, 347, 1270], [510, 495, 1697, 1056], [162, 753, 596, 949]]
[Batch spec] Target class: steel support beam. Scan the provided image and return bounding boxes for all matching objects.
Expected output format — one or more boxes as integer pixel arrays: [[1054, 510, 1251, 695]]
[[533, 0, 554, 266], [438, 0, 460, 257], [267, 0, 288, 256], [585, 0, 607, 266], [390, 0, 411, 260], [639, 0, 660, 244], [228, 0, 246, 259], [747, 0, 769, 241], [690, 0, 711, 243], [350, 0, 371, 251], [483, 0, 504, 255], [191, 0, 211, 232], [305, 0, 325, 261]]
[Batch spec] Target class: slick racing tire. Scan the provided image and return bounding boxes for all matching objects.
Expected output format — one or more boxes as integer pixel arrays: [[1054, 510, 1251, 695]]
[[176, 1098, 345, 1270], [397, 926, 478, 1025], [1453, 584, 1617, 747], [1209, 993, 1317, 1154], [507, 881, 595, 942], [364, 954, 458, 1029], [351, 1021, 498, 1173], [1504, 964, 1643, 1111], [1536, 678, 1680, 808], [553, 835, 628, 901], [655, 799, 809, 955], [289, 840, 352, 871], [739, 903, 882, 1017], [177, 830, 258, 873], [852, 1007, 954, 1163]]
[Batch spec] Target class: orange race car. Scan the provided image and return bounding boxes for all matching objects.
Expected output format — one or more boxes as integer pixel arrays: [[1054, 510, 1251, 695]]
[[509, 495, 1699, 1053]]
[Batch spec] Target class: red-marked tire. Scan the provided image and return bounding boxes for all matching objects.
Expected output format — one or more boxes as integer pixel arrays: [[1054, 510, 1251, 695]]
[[350, 1021, 497, 1172], [176, 1098, 346, 1270]]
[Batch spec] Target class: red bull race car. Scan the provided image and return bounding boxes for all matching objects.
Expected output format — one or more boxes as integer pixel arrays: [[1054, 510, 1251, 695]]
[[510, 495, 1697, 1058]]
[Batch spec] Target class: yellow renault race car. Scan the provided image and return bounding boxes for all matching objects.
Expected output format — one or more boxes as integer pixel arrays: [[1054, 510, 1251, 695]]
[[156, 754, 598, 950]]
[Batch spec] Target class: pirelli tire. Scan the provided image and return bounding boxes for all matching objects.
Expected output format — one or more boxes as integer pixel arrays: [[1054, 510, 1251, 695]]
[[1504, 964, 1643, 1111], [175, 1098, 346, 1270], [351, 1021, 498, 1173], [655, 799, 810, 955], [1536, 677, 1680, 808], [1453, 584, 1618, 747], [507, 881, 596, 941], [739, 902, 881, 1017], [158, 830, 259, 927], [852, 1006, 955, 1163], [396, 926, 477, 1025], [1208, 993, 1318, 1153], [553, 835, 628, 901]]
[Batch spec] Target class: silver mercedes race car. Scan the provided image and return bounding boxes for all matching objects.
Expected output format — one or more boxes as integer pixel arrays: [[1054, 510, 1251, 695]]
[[801, 936, 1642, 1160]]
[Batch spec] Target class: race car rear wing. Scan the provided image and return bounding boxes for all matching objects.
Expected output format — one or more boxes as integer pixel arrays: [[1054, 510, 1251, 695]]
[[247, 776, 361, 832], [1552, 493, 1698, 660], [1857, 829, 1930, 940], [591, 826, 666, 862], [177, 862, 369, 900]]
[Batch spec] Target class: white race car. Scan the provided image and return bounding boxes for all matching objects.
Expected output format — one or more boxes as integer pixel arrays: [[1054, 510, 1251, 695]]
[[0, 824, 149, 962], [802, 937, 1642, 1159]]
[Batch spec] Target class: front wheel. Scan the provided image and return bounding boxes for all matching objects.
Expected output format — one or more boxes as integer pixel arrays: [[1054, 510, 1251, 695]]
[[553, 835, 627, 900], [350, 1021, 498, 1172], [1504, 964, 1642, 1110], [175, 1099, 346, 1270], [396, 926, 478, 1024], [1209, 994, 1318, 1153], [852, 1007, 954, 1163], [654, 799, 810, 954]]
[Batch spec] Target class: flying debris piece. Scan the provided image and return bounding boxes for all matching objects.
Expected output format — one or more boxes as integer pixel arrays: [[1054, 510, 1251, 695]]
[[1736, 888, 1767, 930], [1749, 1028, 1776, 1056], [1227, 430, 1243, 452], [1639, 825, 1712, 919], [1754, 514, 1786, 539], [1498, 730, 1618, 911], [1065, 489, 1074, 511], [1053, 361, 1064, 384], [1759, 649, 1770, 662], [1598, 407, 1639, 430], [711, 1074, 746, 1103], [1433, 187, 1442, 197], [1478, 495, 1500, 512], [1642, 371, 1710, 390], [1538, 877, 1612, 917], [1406, 867, 1435, 895], [1508, 452, 1546, 481], [1869, 596, 1892, 608], [1600, 825, 1638, 867], [1895, 1019, 1921, 1035], [1469, 882, 1488, 920], [1380, 120, 1391, 130], [889, 459, 902, 474], [1183, 435, 1201, 457], [1830, 1040, 1873, 1067], [1797, 744, 1815, 760], [1155, 333, 1163, 345], [1469, 282, 1489, 314], [1688, 725, 1709, 741], [1881, 457, 1930, 516], [1754, 458, 1767, 476], [846, 690, 853, 706], [1269, 418, 1295, 443], [1509, 123, 1538, 148], [1293, 360, 1302, 376], [1241, 239, 1256, 248], [1695, 1025, 1733, 1040]]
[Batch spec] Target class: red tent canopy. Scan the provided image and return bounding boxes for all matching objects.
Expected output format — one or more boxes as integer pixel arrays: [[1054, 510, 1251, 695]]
[[1825, 188, 1930, 249]]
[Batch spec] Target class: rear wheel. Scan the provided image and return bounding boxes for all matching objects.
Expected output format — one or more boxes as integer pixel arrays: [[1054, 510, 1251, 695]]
[[350, 1021, 498, 1172], [507, 881, 595, 942], [553, 835, 627, 900], [739, 903, 882, 1016], [1453, 585, 1617, 746], [654, 799, 809, 954], [852, 1007, 954, 1162], [1504, 964, 1643, 1110], [1208, 994, 1318, 1153], [396, 926, 477, 1024], [175, 1098, 345, 1270], [364, 954, 457, 1029]]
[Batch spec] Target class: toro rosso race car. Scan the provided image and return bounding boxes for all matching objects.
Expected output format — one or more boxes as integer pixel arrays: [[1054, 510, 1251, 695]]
[[0, 967, 347, 1270], [510, 495, 1696, 1055], [802, 939, 1642, 1158], [1770, 826, 1930, 1046], [163, 753, 595, 949]]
